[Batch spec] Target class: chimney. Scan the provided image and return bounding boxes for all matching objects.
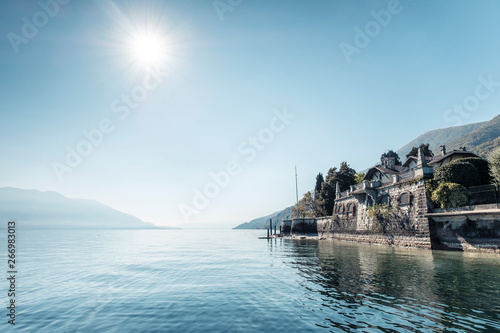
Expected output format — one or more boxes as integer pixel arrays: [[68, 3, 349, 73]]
[[388, 157, 395, 170], [440, 145, 446, 155]]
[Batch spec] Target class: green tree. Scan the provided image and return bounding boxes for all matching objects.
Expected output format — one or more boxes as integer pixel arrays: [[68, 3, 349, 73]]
[[354, 172, 365, 184], [314, 173, 324, 195], [319, 167, 337, 216], [451, 157, 491, 185], [380, 150, 402, 166], [406, 143, 434, 159], [291, 191, 326, 218], [319, 162, 357, 215], [488, 147, 500, 185], [431, 183, 470, 209], [434, 162, 481, 188], [337, 162, 357, 190]]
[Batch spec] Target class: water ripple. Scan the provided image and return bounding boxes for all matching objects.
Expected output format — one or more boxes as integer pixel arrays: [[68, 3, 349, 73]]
[[0, 230, 498, 332]]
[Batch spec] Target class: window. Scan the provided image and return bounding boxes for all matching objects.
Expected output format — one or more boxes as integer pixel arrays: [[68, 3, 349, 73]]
[[347, 203, 356, 217], [398, 192, 412, 206]]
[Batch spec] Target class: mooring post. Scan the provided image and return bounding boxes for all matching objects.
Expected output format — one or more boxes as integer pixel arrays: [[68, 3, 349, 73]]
[[267, 228, 269, 238], [269, 219, 272, 233], [274, 225, 277, 235], [280, 225, 282, 235]]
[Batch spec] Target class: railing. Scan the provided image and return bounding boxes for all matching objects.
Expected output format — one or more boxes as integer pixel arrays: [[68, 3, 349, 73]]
[[468, 184, 498, 205]]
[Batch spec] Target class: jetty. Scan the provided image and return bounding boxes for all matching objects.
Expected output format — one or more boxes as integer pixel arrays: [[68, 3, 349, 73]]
[[258, 219, 284, 239]]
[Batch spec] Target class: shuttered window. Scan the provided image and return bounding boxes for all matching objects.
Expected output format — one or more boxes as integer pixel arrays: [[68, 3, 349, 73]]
[[399, 192, 411, 205]]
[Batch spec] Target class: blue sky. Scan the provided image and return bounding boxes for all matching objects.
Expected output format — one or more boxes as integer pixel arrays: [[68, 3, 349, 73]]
[[1, 0, 500, 227]]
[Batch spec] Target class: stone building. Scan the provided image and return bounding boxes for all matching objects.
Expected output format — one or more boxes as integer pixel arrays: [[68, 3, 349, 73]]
[[317, 146, 481, 248], [333, 146, 479, 226], [282, 145, 500, 252]]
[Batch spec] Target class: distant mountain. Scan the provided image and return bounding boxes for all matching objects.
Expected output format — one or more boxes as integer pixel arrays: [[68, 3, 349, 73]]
[[444, 114, 500, 157], [233, 206, 293, 229], [0, 187, 157, 229], [240, 114, 500, 230], [396, 122, 485, 159], [396, 114, 500, 159]]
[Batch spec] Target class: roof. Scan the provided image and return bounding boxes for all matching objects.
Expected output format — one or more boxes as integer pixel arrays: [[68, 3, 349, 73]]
[[402, 156, 417, 168], [402, 155, 433, 168], [364, 165, 408, 181], [427, 150, 479, 166], [363, 150, 480, 182]]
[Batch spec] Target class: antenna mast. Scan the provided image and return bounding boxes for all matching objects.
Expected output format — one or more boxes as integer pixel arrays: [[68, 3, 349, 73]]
[[295, 166, 299, 206]]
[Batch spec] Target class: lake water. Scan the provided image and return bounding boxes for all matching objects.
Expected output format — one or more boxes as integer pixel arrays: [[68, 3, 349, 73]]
[[1, 229, 499, 332]]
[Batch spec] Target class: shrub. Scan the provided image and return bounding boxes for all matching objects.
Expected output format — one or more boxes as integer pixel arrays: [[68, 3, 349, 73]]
[[450, 157, 491, 185], [431, 183, 470, 209], [488, 147, 500, 185], [368, 204, 391, 219], [425, 179, 438, 198], [434, 162, 481, 188]]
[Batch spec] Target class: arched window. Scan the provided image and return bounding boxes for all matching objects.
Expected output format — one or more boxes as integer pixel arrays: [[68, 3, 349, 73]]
[[348, 203, 356, 217], [338, 204, 345, 214], [398, 192, 412, 206]]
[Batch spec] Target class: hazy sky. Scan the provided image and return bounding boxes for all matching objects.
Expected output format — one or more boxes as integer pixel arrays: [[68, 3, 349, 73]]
[[2, 0, 500, 227]]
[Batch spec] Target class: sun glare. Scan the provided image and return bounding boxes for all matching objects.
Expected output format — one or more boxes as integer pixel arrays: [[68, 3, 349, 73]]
[[129, 32, 167, 70]]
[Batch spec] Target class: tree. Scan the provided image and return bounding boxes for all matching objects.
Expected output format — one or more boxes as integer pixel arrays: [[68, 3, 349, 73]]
[[314, 173, 324, 196], [451, 157, 491, 185], [406, 143, 434, 159], [319, 167, 337, 216], [337, 162, 357, 190], [380, 150, 402, 166], [488, 147, 500, 185], [319, 162, 357, 215], [434, 162, 481, 188], [355, 172, 365, 184], [431, 183, 470, 209], [291, 191, 326, 218]]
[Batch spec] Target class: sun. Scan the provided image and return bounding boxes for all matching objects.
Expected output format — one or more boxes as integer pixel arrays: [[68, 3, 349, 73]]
[[129, 32, 167, 70]]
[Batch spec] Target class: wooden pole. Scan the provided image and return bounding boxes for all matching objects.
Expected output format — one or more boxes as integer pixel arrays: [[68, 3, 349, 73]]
[[267, 228, 269, 238], [269, 219, 272, 233], [280, 225, 282, 235], [274, 225, 277, 235]]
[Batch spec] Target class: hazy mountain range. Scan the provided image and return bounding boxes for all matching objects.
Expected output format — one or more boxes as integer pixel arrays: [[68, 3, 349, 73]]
[[0, 187, 168, 229], [3, 115, 498, 230], [235, 114, 500, 229], [233, 206, 293, 230]]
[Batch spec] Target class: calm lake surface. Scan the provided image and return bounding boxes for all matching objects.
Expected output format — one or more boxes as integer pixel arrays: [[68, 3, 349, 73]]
[[1, 229, 499, 332]]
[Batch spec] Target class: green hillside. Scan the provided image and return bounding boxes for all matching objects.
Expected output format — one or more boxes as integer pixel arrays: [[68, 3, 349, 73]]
[[445, 115, 500, 157], [396, 122, 485, 158]]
